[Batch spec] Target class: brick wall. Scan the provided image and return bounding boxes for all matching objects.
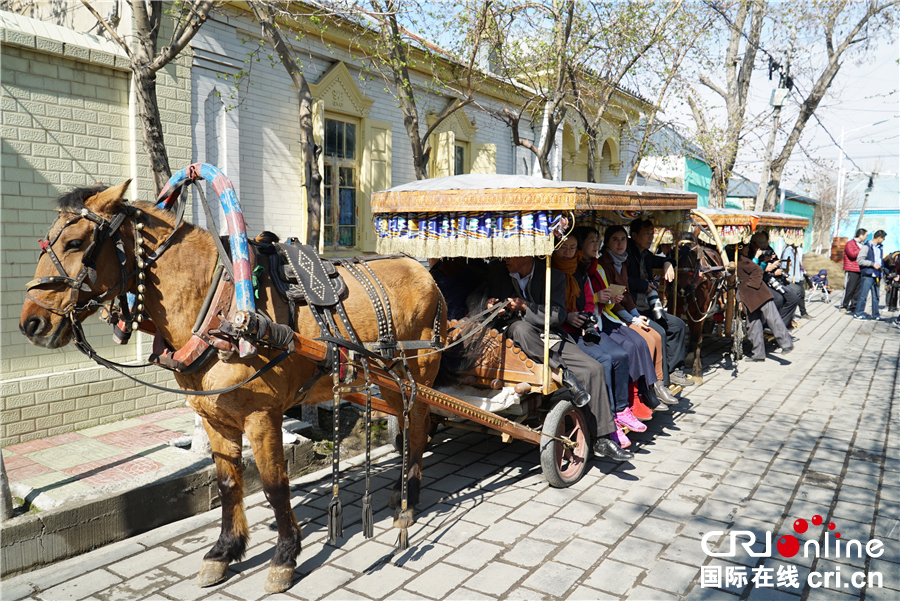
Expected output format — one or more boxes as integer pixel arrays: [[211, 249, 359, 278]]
[[0, 13, 192, 445]]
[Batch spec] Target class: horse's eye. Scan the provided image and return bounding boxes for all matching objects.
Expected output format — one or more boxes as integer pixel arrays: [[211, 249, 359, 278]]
[[64, 239, 83, 251]]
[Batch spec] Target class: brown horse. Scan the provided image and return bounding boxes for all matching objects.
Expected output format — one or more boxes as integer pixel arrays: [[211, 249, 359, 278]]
[[675, 239, 727, 384], [19, 181, 444, 593]]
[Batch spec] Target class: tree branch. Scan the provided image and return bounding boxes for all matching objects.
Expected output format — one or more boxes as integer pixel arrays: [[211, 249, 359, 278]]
[[149, 1, 215, 74], [698, 73, 726, 100], [80, 0, 132, 59]]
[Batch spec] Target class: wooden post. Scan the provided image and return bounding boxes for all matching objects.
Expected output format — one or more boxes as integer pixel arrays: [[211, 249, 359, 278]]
[[542, 256, 552, 395], [724, 285, 735, 337]]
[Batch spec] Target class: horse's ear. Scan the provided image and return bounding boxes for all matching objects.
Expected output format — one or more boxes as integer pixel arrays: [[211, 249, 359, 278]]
[[87, 179, 132, 215]]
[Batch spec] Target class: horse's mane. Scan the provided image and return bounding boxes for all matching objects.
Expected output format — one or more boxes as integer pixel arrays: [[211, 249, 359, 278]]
[[56, 185, 108, 212]]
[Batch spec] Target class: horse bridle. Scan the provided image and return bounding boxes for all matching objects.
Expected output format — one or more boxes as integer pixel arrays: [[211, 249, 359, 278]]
[[26, 205, 138, 319], [679, 241, 728, 324]]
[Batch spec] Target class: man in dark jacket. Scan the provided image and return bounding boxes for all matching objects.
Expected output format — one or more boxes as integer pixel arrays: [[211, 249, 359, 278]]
[[627, 219, 692, 386], [738, 247, 794, 361], [467, 256, 632, 461]]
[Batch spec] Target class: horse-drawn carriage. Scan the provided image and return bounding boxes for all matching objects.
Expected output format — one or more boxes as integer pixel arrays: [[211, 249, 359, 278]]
[[671, 207, 810, 367], [19, 167, 695, 593]]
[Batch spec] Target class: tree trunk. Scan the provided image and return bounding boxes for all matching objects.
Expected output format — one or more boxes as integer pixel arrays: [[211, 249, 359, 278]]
[[0, 453, 13, 521], [134, 68, 172, 195], [249, 2, 322, 247], [709, 165, 727, 208], [586, 135, 597, 183]]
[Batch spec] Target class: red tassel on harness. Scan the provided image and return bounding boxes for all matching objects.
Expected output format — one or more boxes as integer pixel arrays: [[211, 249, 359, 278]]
[[38, 239, 49, 252]]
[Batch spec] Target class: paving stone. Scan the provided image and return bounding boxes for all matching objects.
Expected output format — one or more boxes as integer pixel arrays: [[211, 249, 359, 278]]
[[528, 517, 582, 543], [506, 500, 559, 524], [289, 565, 356, 601], [642, 559, 700, 595], [626, 585, 680, 600], [108, 548, 185, 578], [392, 541, 453, 571], [630, 516, 683, 544], [405, 563, 471, 598], [330, 541, 395, 573], [36, 569, 122, 601], [459, 500, 511, 526], [608, 536, 664, 565], [576, 517, 630, 545], [343, 561, 415, 599], [521, 561, 582, 597], [442, 539, 504, 570], [461, 561, 528, 597], [564, 585, 618, 600], [477, 518, 532, 545], [554, 537, 607, 570], [501, 537, 557, 567]]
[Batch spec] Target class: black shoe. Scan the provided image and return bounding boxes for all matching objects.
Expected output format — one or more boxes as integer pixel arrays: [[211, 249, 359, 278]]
[[800, 314, 814, 319], [593, 437, 634, 462], [653, 381, 678, 405], [669, 368, 695, 387], [745, 356, 765, 362], [561, 369, 590, 408]]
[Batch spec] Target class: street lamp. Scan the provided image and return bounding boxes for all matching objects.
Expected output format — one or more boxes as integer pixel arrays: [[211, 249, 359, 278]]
[[833, 120, 888, 237]]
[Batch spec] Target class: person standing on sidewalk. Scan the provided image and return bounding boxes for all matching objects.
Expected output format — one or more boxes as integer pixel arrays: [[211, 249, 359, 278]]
[[854, 230, 886, 321], [842, 229, 867, 312], [738, 246, 794, 361]]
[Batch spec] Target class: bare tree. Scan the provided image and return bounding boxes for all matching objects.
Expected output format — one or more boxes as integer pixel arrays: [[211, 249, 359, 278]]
[[686, 0, 766, 207], [567, 0, 682, 183], [492, 0, 576, 179], [625, 9, 710, 185], [759, 0, 899, 211], [363, 0, 493, 180], [243, 2, 324, 248], [82, 0, 217, 194]]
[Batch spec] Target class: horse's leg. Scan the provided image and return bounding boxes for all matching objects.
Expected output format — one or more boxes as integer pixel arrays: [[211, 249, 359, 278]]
[[691, 321, 704, 385], [197, 420, 247, 587], [244, 410, 302, 594], [386, 391, 430, 514]]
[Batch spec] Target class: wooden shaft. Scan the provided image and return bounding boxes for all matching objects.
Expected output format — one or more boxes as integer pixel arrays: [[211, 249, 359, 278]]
[[290, 332, 544, 446]]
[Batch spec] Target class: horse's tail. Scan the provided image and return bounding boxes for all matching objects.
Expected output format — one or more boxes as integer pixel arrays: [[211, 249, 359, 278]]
[[435, 316, 493, 386]]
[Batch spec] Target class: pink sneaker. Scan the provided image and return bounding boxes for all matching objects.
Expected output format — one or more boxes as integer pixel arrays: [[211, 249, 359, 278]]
[[611, 423, 631, 448], [616, 408, 648, 432]]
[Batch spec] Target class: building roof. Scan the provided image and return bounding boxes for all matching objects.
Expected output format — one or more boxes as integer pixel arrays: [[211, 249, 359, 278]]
[[726, 174, 820, 206], [844, 175, 899, 211]]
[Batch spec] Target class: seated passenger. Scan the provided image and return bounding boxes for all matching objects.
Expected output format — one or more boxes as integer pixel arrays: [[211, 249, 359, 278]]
[[551, 235, 638, 448], [627, 218, 692, 387], [738, 244, 793, 360], [596, 226, 677, 408], [467, 256, 633, 461], [577, 226, 674, 430]]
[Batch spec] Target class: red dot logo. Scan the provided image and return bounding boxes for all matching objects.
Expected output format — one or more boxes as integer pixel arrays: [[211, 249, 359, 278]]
[[777, 535, 800, 557], [793, 519, 808, 534], [812, 515, 823, 526], [835, 532, 841, 539], [828, 522, 836, 530]]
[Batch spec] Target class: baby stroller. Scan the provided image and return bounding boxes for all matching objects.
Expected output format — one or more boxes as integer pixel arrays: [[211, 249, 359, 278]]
[[806, 269, 832, 303]]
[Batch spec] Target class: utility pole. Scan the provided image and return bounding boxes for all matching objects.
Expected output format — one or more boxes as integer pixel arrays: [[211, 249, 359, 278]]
[[855, 173, 876, 232], [755, 29, 796, 213]]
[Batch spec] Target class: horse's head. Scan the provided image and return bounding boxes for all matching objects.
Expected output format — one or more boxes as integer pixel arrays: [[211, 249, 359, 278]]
[[20, 179, 133, 349]]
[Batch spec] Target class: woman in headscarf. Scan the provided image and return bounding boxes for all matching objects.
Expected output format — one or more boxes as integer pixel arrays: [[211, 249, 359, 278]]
[[582, 226, 676, 420], [552, 234, 638, 448]]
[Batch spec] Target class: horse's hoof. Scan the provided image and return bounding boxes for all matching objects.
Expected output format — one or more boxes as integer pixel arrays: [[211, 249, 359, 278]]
[[691, 376, 704, 386], [264, 566, 296, 593], [196, 560, 229, 587]]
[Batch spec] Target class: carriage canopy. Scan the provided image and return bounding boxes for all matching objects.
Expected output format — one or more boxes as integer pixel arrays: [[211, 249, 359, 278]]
[[371, 174, 698, 258], [693, 207, 810, 247]]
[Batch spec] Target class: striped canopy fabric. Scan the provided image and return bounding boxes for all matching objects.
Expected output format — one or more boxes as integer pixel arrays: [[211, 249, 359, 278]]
[[371, 175, 697, 258]]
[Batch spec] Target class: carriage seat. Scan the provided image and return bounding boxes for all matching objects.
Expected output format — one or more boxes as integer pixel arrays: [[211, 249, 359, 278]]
[[448, 320, 559, 394]]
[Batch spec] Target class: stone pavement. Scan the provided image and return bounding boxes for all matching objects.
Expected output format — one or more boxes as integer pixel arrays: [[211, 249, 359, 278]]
[[3, 300, 899, 601]]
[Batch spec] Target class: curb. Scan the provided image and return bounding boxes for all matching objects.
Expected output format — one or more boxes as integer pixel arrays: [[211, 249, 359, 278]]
[[0, 435, 330, 578]]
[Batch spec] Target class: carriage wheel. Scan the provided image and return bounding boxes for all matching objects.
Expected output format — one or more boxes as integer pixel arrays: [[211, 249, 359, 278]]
[[540, 400, 590, 488], [731, 311, 744, 361]]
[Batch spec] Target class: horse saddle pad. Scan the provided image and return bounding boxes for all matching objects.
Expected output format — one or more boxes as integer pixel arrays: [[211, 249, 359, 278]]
[[274, 242, 346, 307]]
